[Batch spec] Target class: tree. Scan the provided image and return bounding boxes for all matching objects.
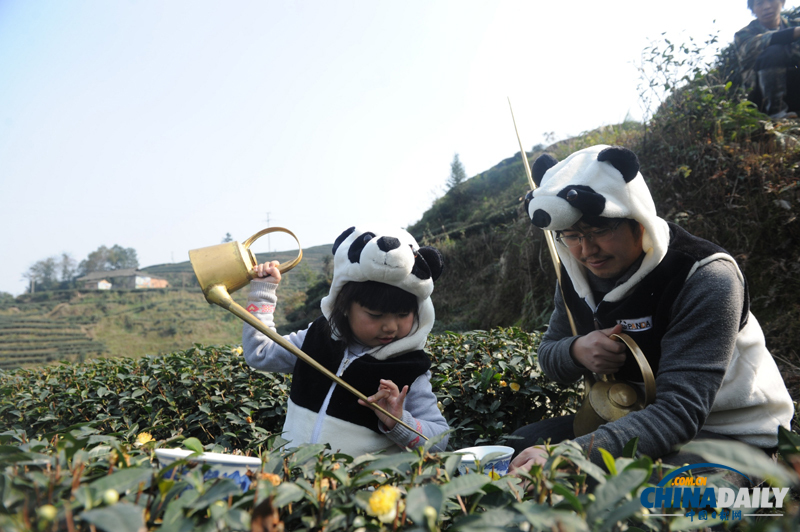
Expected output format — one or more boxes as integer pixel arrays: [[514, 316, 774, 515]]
[[222, 233, 233, 243], [21, 253, 78, 292], [59, 253, 76, 284], [78, 245, 139, 276], [446, 153, 467, 190], [23, 257, 58, 292]]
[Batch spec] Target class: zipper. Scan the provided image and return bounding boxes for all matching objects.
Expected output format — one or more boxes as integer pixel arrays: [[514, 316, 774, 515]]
[[309, 349, 354, 444]]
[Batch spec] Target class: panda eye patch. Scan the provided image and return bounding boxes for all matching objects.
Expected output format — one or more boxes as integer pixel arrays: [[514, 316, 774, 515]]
[[347, 232, 376, 263]]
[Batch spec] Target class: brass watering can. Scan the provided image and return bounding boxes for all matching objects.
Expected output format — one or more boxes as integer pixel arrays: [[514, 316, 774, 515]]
[[573, 333, 656, 437], [188, 227, 427, 441]]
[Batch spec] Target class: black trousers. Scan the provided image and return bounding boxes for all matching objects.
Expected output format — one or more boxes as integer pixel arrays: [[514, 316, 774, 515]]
[[749, 44, 800, 113]]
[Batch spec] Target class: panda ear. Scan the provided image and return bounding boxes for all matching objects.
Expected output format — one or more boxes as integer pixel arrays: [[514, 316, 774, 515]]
[[413, 247, 444, 282], [332, 227, 356, 256], [597, 146, 639, 183], [532, 154, 558, 187]]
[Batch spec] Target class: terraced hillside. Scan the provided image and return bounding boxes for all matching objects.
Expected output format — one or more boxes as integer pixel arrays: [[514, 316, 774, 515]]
[[0, 314, 105, 369]]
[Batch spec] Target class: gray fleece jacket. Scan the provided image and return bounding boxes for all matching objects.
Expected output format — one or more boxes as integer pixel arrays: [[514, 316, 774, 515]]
[[526, 144, 793, 464]]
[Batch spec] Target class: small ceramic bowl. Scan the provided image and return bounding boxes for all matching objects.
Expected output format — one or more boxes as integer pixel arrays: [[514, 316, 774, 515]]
[[154, 448, 262, 491], [455, 445, 514, 477]]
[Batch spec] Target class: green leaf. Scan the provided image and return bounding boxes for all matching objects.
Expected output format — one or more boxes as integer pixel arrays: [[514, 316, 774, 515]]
[[599, 448, 617, 476], [681, 439, 798, 487], [80, 502, 145, 532], [551, 483, 583, 513], [90, 466, 153, 494], [622, 437, 639, 458], [287, 444, 327, 466], [187, 478, 242, 510], [363, 453, 417, 474], [586, 468, 648, 523], [595, 496, 645, 532], [181, 437, 204, 454], [440, 473, 492, 497], [272, 482, 306, 507], [513, 501, 590, 531], [406, 484, 444, 524], [777, 426, 800, 458]]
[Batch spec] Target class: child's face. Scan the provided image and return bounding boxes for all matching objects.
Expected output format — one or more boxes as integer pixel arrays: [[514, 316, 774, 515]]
[[348, 302, 415, 348]]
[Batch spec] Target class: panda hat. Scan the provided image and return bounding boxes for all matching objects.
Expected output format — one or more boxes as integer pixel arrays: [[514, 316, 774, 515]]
[[525, 145, 671, 304], [320, 226, 444, 360]]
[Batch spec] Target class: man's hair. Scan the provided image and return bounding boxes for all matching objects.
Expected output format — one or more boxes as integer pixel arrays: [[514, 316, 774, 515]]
[[749, 0, 786, 11], [565, 216, 642, 237], [326, 281, 418, 345]]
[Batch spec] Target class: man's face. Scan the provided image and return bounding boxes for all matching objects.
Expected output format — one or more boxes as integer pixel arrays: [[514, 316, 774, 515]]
[[562, 221, 644, 279], [753, 0, 784, 29]]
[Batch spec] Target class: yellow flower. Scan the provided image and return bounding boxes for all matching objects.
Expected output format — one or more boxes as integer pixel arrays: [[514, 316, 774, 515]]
[[499, 380, 507, 387], [488, 470, 501, 481], [259, 472, 282, 486], [234, 346, 243, 355], [509, 383, 521, 392], [368, 485, 403, 523], [135, 432, 154, 446]]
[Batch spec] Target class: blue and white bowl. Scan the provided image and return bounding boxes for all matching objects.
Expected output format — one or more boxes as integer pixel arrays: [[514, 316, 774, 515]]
[[155, 448, 262, 491], [455, 445, 514, 477]]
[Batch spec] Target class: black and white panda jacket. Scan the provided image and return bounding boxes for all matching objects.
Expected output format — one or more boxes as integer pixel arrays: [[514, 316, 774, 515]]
[[243, 227, 448, 456], [525, 145, 793, 461]]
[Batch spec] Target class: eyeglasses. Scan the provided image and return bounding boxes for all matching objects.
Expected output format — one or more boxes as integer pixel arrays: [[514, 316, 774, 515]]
[[556, 221, 623, 248]]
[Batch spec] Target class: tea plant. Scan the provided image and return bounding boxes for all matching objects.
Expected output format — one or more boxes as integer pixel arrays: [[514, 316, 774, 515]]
[[1, 423, 798, 531]]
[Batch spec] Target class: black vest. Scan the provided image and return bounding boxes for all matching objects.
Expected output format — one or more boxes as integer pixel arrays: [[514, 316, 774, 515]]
[[289, 316, 431, 433], [561, 223, 749, 381]]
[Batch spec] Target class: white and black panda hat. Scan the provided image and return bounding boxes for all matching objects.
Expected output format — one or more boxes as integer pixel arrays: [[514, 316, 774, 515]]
[[524, 145, 671, 303], [320, 226, 444, 359]]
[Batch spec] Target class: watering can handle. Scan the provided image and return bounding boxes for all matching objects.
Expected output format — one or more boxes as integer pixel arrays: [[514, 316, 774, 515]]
[[242, 227, 303, 274], [610, 333, 656, 405]]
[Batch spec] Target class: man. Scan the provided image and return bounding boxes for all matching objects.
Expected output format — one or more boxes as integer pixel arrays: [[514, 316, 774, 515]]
[[510, 144, 793, 471], [734, 0, 800, 119]]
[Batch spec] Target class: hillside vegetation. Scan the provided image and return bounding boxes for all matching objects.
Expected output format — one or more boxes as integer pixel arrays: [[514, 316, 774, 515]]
[[408, 63, 799, 378]]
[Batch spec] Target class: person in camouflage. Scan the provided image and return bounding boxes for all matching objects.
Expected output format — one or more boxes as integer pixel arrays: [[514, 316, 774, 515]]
[[734, 0, 800, 118]]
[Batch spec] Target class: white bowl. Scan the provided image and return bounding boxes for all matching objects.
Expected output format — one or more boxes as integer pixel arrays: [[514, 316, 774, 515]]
[[155, 448, 262, 491], [455, 445, 514, 477]]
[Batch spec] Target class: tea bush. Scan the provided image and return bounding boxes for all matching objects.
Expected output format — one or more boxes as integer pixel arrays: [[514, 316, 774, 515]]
[[2, 333, 799, 531], [0, 329, 579, 454], [1, 410, 798, 531]]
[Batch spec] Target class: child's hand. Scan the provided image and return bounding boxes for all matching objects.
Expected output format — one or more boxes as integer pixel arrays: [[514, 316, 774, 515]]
[[252, 261, 281, 283], [358, 379, 408, 430]]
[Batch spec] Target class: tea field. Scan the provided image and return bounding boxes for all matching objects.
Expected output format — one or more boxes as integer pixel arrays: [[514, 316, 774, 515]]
[[1, 329, 799, 531]]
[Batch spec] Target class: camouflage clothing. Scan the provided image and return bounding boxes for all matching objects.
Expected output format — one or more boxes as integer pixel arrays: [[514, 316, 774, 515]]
[[734, 14, 800, 91]]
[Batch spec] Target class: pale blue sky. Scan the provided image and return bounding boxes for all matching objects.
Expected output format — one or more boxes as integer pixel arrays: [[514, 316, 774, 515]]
[[0, 1, 758, 295]]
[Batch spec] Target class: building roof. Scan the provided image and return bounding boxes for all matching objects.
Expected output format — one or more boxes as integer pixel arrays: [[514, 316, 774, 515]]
[[76, 269, 166, 282]]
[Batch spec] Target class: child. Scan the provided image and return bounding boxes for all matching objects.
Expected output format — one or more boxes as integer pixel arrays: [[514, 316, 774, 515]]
[[242, 226, 449, 456]]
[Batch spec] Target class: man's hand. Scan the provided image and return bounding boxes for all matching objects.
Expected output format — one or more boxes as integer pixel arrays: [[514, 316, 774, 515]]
[[509, 445, 549, 474], [570, 323, 626, 374]]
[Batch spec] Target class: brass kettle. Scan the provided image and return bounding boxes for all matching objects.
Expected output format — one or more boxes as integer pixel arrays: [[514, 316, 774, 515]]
[[573, 333, 656, 437]]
